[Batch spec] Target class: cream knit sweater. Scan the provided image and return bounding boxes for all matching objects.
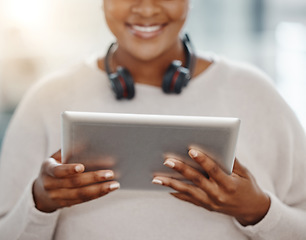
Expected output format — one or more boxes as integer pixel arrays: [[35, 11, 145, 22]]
[[0, 55, 305, 239]]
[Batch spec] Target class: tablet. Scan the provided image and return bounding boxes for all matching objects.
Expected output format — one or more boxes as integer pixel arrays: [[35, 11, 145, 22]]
[[61, 111, 240, 190]]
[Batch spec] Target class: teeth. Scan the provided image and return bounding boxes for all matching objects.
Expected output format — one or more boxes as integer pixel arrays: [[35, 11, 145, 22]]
[[132, 25, 161, 33]]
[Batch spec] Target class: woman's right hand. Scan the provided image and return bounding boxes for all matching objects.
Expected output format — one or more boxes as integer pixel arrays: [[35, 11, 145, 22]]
[[32, 150, 120, 213]]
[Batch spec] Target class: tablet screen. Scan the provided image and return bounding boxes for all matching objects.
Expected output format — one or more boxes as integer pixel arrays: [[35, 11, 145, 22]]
[[61, 111, 240, 190]]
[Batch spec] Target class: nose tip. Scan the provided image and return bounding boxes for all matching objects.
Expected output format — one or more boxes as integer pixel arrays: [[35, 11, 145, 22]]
[[131, 0, 162, 17]]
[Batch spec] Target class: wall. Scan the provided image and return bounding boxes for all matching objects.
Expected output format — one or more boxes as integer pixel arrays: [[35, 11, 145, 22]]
[[0, 0, 306, 150]]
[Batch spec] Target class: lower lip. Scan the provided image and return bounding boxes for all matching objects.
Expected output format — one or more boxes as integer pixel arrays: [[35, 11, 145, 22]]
[[127, 24, 166, 39]]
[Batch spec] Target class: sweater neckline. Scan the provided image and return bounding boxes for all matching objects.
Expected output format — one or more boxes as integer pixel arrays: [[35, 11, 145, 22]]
[[85, 51, 221, 89]]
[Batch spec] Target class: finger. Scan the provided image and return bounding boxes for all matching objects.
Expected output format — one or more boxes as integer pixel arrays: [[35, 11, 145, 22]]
[[152, 176, 210, 203], [188, 149, 230, 186], [44, 158, 85, 178], [170, 192, 204, 207], [43, 170, 115, 190], [53, 182, 120, 208], [163, 158, 215, 194], [54, 199, 85, 208], [232, 158, 249, 178], [73, 155, 116, 172], [48, 181, 120, 201]]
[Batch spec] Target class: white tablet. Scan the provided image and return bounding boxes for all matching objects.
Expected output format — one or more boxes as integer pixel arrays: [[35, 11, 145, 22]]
[[61, 111, 240, 190]]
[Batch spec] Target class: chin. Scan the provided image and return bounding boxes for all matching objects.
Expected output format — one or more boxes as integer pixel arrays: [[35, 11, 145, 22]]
[[132, 50, 164, 62], [121, 41, 164, 61]]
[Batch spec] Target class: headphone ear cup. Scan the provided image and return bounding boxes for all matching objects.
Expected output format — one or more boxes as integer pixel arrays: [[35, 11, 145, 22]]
[[162, 61, 181, 93], [162, 60, 190, 94], [173, 68, 190, 93], [109, 73, 124, 99], [116, 67, 135, 99]]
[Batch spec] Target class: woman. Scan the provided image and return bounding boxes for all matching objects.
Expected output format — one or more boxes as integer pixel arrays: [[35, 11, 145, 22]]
[[0, 0, 305, 239]]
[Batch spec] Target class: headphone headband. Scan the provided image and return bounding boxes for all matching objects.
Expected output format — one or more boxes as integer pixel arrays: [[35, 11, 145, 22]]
[[104, 42, 116, 77], [182, 34, 195, 77]]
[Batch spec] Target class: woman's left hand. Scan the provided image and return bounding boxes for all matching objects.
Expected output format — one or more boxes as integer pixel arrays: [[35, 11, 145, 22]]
[[152, 149, 270, 226]]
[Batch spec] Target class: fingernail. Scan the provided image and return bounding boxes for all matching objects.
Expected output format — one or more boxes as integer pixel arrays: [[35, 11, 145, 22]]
[[104, 171, 114, 179], [189, 149, 198, 158], [164, 159, 175, 168], [75, 165, 84, 173], [152, 178, 163, 185], [109, 182, 120, 190]]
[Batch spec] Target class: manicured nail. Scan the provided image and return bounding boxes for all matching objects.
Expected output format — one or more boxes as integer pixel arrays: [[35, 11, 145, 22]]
[[75, 165, 84, 173], [152, 178, 163, 185], [189, 149, 198, 158], [164, 159, 175, 168], [109, 182, 120, 190], [104, 171, 114, 179]]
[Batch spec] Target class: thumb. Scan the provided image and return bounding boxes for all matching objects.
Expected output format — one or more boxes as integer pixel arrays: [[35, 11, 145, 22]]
[[51, 149, 62, 163], [232, 158, 250, 178]]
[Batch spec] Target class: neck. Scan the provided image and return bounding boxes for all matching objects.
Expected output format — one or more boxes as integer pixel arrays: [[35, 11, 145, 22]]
[[111, 39, 185, 87]]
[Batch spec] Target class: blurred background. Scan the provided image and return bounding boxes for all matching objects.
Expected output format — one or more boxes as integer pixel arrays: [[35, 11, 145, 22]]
[[0, 0, 306, 151]]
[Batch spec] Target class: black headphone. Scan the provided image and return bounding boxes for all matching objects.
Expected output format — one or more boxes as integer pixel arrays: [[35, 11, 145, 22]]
[[105, 34, 195, 100]]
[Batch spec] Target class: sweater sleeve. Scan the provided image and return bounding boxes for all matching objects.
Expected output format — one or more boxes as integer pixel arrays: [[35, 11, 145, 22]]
[[230, 65, 306, 239], [234, 130, 306, 240], [233, 191, 306, 239], [0, 181, 59, 240], [0, 82, 60, 239]]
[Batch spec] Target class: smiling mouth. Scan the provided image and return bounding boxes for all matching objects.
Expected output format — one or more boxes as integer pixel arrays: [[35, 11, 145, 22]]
[[127, 24, 166, 38], [131, 25, 163, 33]]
